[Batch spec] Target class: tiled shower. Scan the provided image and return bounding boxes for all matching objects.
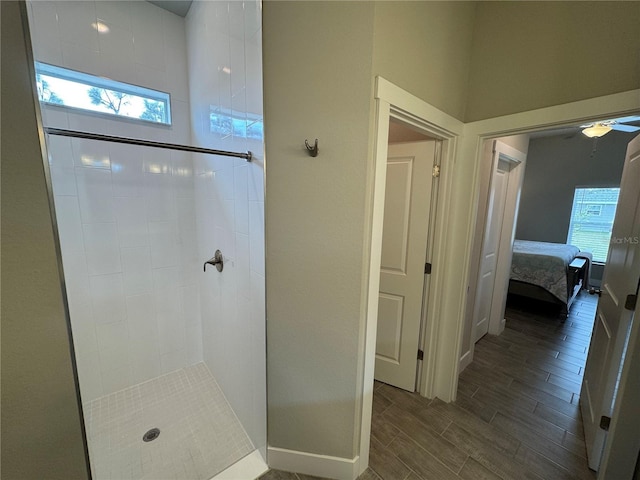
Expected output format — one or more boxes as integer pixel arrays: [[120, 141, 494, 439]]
[[27, 1, 266, 478]]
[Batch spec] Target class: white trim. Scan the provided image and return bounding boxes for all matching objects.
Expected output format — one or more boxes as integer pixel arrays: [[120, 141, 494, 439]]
[[357, 95, 390, 476], [458, 349, 473, 374], [267, 447, 359, 480], [419, 134, 460, 400], [211, 449, 268, 480], [464, 90, 640, 137], [376, 77, 465, 136]]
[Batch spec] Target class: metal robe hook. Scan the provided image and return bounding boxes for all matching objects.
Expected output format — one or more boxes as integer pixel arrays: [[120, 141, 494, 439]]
[[305, 139, 319, 157]]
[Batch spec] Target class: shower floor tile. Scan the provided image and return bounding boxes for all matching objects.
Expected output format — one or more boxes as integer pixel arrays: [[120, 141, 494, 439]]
[[84, 363, 254, 480]]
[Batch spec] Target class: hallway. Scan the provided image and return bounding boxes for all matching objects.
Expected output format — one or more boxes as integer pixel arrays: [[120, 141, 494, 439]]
[[262, 291, 597, 480], [366, 292, 597, 480]]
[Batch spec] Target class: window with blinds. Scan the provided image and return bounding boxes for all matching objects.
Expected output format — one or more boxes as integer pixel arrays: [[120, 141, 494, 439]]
[[567, 187, 620, 263]]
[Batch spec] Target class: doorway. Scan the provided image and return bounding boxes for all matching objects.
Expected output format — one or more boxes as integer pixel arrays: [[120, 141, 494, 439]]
[[374, 120, 440, 392], [461, 123, 640, 477], [471, 139, 527, 346], [361, 75, 638, 478]]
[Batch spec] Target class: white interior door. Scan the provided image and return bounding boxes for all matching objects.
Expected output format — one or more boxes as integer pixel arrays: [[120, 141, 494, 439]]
[[473, 159, 511, 341], [581, 133, 640, 471], [375, 141, 435, 391], [472, 141, 526, 342]]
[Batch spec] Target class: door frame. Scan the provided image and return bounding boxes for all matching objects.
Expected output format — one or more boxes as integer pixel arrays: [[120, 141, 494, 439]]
[[358, 77, 464, 474], [453, 93, 640, 395], [358, 77, 640, 477]]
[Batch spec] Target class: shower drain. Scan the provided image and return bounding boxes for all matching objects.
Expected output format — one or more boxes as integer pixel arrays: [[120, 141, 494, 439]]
[[142, 428, 160, 442]]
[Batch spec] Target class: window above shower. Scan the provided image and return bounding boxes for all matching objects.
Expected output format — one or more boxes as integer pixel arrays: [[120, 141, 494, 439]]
[[35, 62, 172, 125]]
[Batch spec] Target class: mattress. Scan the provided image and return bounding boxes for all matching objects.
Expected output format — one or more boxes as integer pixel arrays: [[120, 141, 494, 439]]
[[510, 240, 580, 303]]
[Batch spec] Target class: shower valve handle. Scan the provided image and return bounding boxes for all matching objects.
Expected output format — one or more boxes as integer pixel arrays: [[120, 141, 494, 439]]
[[204, 250, 224, 272]]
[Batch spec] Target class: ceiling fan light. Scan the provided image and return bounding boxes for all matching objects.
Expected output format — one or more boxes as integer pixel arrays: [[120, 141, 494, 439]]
[[582, 124, 612, 138]]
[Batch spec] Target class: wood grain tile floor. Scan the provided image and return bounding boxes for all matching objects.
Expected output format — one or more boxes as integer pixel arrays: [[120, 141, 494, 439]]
[[261, 292, 598, 480]]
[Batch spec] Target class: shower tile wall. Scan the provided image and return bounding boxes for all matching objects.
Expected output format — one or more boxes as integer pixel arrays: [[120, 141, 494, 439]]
[[28, 1, 200, 401], [186, 1, 266, 453]]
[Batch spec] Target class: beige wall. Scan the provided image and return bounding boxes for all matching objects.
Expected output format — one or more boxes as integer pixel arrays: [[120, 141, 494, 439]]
[[373, 1, 477, 121], [263, 0, 639, 465], [466, 1, 640, 122], [263, 1, 376, 459], [0, 2, 89, 478]]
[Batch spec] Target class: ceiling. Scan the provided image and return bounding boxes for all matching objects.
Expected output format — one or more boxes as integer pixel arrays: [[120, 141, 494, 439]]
[[148, 0, 193, 17]]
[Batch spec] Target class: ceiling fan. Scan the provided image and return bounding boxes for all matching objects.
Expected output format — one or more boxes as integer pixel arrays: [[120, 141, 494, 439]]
[[581, 115, 640, 138]]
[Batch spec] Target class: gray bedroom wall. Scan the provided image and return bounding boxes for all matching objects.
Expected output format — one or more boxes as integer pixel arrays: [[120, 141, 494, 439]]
[[515, 129, 636, 285]]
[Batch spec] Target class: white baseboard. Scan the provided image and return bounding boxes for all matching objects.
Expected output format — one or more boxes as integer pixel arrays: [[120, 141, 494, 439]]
[[267, 446, 359, 480], [459, 349, 473, 373]]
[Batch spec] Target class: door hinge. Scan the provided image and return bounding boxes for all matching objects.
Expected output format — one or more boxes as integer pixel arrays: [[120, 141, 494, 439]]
[[432, 165, 440, 178], [600, 415, 611, 431], [624, 294, 637, 311], [424, 263, 432, 274], [417, 349, 424, 361]]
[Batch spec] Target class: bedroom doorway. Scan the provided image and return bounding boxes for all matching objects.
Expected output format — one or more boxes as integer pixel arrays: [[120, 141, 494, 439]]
[[461, 121, 640, 478]]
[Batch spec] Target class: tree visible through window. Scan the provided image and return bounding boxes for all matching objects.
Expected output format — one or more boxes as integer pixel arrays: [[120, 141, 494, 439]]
[[567, 187, 620, 263], [35, 62, 171, 125]]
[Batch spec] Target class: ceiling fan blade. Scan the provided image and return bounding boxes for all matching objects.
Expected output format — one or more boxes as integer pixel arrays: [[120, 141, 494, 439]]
[[611, 124, 640, 133], [612, 115, 640, 124]]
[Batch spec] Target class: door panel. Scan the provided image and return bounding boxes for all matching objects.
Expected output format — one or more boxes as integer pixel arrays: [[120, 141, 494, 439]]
[[381, 160, 413, 273], [582, 134, 640, 471], [376, 293, 404, 362], [375, 141, 435, 391]]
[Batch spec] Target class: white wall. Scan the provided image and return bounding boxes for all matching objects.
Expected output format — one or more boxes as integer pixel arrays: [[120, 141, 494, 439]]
[[27, 0, 200, 401], [186, 0, 266, 453]]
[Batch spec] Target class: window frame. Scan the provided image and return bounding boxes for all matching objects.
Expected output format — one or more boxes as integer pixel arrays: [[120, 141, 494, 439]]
[[35, 62, 172, 126], [566, 185, 620, 264]]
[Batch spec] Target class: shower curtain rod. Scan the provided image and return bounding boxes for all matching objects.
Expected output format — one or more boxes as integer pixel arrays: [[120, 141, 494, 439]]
[[44, 127, 253, 162]]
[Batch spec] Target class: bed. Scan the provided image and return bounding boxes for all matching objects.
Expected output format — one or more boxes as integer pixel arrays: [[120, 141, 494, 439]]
[[508, 240, 591, 316]]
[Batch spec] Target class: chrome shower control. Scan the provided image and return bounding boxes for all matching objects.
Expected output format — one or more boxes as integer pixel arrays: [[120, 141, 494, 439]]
[[203, 250, 224, 272]]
